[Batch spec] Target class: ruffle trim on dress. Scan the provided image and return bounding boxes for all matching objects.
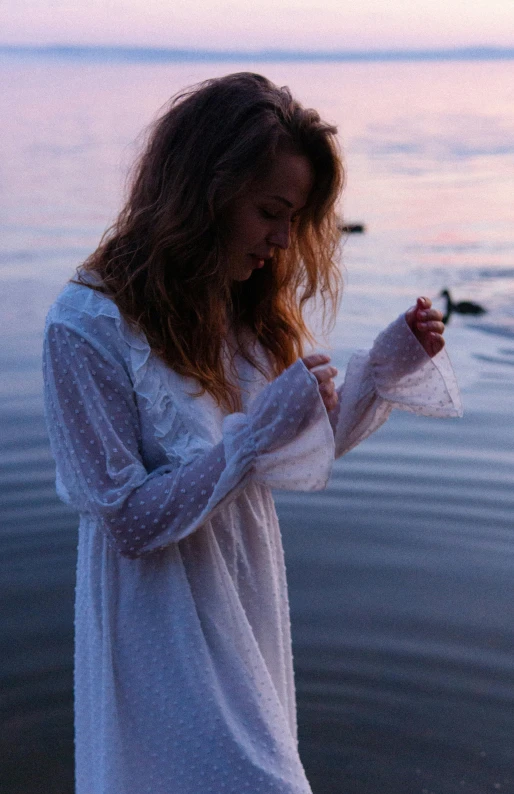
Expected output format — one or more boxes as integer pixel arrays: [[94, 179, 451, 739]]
[[54, 282, 209, 466], [369, 313, 463, 418]]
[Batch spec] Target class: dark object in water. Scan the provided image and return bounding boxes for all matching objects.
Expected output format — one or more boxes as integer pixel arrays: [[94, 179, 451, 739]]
[[338, 222, 366, 234], [440, 289, 486, 324]]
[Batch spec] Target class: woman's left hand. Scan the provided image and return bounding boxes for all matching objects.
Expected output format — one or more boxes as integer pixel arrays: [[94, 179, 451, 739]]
[[405, 296, 445, 358], [301, 354, 339, 413]]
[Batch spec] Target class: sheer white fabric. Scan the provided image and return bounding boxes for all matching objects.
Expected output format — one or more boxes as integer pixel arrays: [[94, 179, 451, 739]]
[[42, 282, 462, 794], [330, 313, 462, 457]]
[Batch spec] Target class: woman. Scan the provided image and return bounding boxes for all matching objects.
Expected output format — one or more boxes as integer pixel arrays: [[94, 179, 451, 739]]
[[43, 72, 462, 794]]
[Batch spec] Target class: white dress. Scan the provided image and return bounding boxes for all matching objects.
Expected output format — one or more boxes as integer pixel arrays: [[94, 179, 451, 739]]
[[42, 281, 462, 794]]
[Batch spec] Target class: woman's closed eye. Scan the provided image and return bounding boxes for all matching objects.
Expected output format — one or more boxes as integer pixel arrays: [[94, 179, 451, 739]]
[[260, 208, 279, 220], [260, 208, 300, 224]]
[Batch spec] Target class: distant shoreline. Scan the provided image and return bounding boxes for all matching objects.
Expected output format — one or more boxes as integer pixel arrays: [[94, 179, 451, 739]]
[[1, 44, 513, 63]]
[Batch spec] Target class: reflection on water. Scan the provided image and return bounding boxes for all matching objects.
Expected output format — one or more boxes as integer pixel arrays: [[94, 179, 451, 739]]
[[1, 55, 514, 793]]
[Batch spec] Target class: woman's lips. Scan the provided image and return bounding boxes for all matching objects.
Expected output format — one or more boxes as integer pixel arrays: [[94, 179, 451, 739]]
[[249, 255, 267, 268]]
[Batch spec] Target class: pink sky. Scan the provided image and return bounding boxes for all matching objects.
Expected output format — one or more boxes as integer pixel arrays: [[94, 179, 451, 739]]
[[1, 0, 513, 50]]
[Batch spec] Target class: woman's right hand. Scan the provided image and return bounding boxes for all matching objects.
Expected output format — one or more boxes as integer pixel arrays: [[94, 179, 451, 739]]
[[302, 354, 338, 413], [244, 355, 336, 455]]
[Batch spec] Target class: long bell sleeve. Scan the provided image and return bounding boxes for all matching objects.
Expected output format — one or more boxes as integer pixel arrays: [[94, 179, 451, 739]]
[[329, 313, 463, 458], [42, 322, 328, 558]]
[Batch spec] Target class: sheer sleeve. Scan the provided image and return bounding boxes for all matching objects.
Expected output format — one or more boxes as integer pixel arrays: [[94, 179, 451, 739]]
[[223, 359, 334, 492], [42, 322, 326, 557], [330, 313, 463, 458]]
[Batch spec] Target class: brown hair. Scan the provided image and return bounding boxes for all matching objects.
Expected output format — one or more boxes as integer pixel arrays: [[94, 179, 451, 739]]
[[75, 72, 344, 411]]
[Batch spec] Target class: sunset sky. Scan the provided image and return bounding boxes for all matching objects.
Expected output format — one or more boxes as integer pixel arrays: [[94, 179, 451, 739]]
[[1, 0, 513, 52]]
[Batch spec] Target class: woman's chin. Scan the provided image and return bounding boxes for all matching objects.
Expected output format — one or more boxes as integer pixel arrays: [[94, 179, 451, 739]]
[[232, 268, 254, 282]]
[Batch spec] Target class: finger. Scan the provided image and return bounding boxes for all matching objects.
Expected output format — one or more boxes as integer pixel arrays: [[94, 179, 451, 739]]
[[323, 399, 337, 411], [426, 332, 445, 358], [416, 320, 445, 334], [416, 296, 432, 310], [322, 391, 338, 410], [319, 380, 336, 397], [302, 354, 331, 370], [417, 308, 443, 322], [313, 366, 338, 384]]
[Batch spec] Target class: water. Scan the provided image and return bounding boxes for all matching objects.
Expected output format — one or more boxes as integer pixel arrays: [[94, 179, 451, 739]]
[[1, 55, 514, 793]]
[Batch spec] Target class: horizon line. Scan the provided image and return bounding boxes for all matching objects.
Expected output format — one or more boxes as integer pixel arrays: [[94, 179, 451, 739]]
[[1, 43, 514, 63]]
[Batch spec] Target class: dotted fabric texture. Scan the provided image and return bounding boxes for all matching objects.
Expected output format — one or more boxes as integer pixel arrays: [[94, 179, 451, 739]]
[[42, 282, 462, 794]]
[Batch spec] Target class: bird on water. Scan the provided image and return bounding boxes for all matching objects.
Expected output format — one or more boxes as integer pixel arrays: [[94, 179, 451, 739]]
[[440, 289, 486, 324], [338, 222, 366, 234]]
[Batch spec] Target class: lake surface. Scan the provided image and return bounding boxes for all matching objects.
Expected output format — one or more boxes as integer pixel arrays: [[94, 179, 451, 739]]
[[1, 55, 514, 793]]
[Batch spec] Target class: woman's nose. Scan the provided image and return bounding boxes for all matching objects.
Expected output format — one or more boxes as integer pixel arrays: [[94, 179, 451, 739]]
[[267, 222, 291, 250]]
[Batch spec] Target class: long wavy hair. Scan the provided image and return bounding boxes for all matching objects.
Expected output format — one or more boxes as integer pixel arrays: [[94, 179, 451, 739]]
[[75, 72, 344, 411]]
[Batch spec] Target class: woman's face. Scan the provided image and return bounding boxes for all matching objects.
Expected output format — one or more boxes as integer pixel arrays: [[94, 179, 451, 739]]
[[224, 149, 314, 282]]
